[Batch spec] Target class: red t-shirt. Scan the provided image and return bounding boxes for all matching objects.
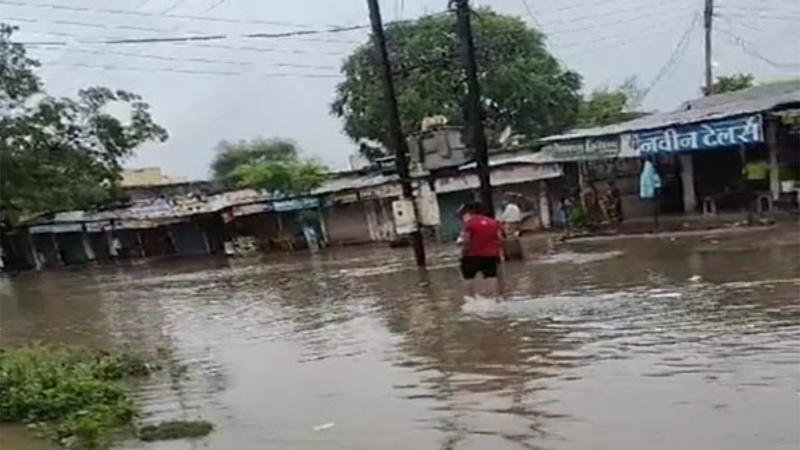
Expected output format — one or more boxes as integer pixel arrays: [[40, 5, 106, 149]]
[[463, 215, 501, 257]]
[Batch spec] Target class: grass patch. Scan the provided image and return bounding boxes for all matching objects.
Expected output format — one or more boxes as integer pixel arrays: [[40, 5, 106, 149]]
[[138, 420, 214, 441], [0, 345, 158, 449]]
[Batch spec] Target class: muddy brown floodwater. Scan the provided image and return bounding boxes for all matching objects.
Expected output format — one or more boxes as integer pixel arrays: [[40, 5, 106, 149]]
[[1, 225, 799, 450]]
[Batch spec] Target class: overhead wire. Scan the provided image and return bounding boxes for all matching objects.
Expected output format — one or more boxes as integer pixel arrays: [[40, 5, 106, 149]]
[[640, 13, 699, 102], [716, 27, 800, 69], [716, 4, 800, 15], [28, 45, 341, 70], [535, 0, 678, 15], [547, 6, 695, 36], [542, 0, 693, 28], [203, 0, 229, 13], [3, 3, 355, 79], [159, 0, 193, 15], [38, 61, 341, 78], [12, 24, 369, 46], [554, 11, 691, 51], [517, 0, 543, 29], [0, 0, 338, 29], [715, 11, 800, 22]]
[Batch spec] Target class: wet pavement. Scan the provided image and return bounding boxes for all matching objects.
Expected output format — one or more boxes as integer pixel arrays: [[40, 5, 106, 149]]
[[1, 225, 798, 450]]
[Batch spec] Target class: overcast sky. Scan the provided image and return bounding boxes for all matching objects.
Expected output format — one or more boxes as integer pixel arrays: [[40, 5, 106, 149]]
[[3, 0, 798, 180]]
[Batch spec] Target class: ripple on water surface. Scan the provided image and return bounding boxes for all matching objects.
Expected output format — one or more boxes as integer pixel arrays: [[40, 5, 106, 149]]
[[1, 228, 798, 450]]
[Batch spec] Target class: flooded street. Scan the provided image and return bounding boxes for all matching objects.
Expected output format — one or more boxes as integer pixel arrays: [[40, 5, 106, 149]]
[[1, 226, 799, 450]]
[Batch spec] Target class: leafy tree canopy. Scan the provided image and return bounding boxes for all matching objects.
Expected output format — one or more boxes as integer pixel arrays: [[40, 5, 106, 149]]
[[0, 24, 167, 224], [331, 9, 582, 159], [704, 73, 755, 95], [210, 138, 327, 196], [577, 84, 647, 128]]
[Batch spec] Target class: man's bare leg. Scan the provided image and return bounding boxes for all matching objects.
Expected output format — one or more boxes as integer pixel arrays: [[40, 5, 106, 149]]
[[464, 279, 477, 298]]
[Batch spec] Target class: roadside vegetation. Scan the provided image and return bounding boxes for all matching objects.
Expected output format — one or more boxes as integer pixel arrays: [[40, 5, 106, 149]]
[[0, 345, 211, 449], [139, 420, 214, 441]]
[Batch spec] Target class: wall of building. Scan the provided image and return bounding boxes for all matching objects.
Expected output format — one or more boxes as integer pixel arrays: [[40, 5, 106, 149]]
[[365, 198, 396, 242], [123, 181, 214, 203]]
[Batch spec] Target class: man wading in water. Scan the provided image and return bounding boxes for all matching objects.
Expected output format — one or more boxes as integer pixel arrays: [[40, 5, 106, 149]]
[[458, 202, 503, 299]]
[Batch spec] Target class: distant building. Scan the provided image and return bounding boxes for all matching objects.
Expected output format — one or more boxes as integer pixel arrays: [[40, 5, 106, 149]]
[[120, 167, 211, 202], [121, 167, 187, 187]]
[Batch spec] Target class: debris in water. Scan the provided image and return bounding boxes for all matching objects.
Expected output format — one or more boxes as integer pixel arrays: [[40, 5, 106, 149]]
[[313, 422, 337, 432], [689, 275, 702, 282]]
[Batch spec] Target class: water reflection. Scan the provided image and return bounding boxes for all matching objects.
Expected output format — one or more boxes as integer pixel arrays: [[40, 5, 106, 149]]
[[1, 226, 798, 450]]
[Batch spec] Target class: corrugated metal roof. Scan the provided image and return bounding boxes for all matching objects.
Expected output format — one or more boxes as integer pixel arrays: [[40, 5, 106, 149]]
[[458, 151, 550, 169], [312, 172, 398, 194], [540, 80, 800, 142]]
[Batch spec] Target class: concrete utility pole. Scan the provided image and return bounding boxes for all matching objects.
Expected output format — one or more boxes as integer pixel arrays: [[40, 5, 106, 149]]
[[704, 0, 714, 95], [365, 0, 426, 267], [453, 0, 494, 217]]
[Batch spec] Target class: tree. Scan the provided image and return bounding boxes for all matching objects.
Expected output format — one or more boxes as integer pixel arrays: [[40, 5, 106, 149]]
[[210, 138, 327, 195], [576, 86, 647, 128], [331, 9, 582, 159], [0, 24, 167, 224], [703, 73, 755, 95], [211, 138, 298, 189]]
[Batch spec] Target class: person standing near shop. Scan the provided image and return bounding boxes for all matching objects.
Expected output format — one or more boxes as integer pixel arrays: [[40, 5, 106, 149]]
[[458, 202, 503, 298], [500, 195, 523, 237]]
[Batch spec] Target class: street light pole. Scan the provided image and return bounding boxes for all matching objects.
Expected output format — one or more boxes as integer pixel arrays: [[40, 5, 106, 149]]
[[453, 0, 494, 217], [366, 0, 426, 267]]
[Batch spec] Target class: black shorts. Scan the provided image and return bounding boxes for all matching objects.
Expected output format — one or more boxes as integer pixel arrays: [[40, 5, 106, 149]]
[[460, 256, 499, 280]]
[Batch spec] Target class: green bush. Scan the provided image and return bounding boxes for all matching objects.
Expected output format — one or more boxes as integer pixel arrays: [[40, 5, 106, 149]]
[[0, 345, 154, 449], [138, 420, 214, 441]]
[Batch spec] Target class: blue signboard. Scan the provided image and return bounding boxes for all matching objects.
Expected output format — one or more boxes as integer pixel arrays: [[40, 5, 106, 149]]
[[634, 114, 763, 154]]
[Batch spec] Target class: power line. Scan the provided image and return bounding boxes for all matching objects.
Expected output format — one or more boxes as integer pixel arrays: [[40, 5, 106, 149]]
[[38, 61, 341, 78], [241, 25, 366, 39], [555, 11, 690, 51], [719, 15, 800, 45], [517, 0, 543, 29], [717, 27, 800, 69], [13, 24, 368, 46], [544, 0, 694, 28], [28, 45, 341, 70], [537, 0, 679, 15], [559, 23, 682, 55], [0, 0, 339, 29], [172, 42, 346, 57], [547, 6, 695, 36], [2, 16, 207, 35], [641, 13, 699, 102], [715, 12, 800, 22], [716, 5, 800, 15], [160, 0, 193, 15], [203, 0, 230, 13]]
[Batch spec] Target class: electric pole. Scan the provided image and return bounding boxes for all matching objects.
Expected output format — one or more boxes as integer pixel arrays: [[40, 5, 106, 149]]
[[453, 0, 494, 217], [704, 0, 714, 95], [365, 0, 426, 267]]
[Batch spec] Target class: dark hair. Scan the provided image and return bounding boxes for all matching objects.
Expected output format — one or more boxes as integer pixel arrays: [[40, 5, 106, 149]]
[[459, 201, 483, 215]]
